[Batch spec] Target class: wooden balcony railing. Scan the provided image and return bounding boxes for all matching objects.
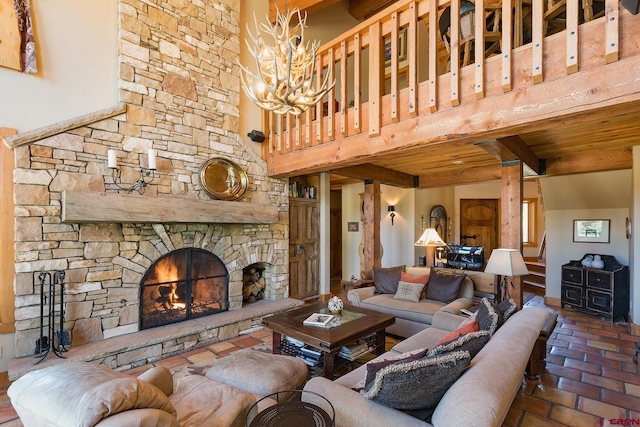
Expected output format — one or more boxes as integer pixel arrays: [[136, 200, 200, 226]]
[[264, 0, 633, 177]]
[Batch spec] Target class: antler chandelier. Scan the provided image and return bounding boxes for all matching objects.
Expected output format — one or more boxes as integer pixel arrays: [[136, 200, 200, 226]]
[[239, 7, 334, 115]]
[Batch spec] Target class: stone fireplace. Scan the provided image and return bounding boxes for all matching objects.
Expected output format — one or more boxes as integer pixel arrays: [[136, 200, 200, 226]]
[[7, 0, 299, 378]]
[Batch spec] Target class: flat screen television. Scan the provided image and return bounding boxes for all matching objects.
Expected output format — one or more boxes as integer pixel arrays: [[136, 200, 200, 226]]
[[446, 245, 484, 270]]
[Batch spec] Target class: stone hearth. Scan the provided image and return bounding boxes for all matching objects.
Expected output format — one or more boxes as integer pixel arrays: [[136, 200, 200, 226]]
[[8, 298, 303, 380]]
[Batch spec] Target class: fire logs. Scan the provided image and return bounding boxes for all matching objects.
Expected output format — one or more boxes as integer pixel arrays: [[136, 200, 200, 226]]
[[243, 267, 265, 303]]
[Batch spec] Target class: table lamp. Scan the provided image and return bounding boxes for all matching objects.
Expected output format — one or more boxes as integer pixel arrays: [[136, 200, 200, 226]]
[[484, 248, 529, 302], [415, 228, 446, 267]]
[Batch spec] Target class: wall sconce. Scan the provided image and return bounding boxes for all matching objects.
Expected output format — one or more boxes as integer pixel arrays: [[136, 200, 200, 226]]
[[388, 205, 396, 225], [107, 149, 157, 195], [247, 130, 266, 142]]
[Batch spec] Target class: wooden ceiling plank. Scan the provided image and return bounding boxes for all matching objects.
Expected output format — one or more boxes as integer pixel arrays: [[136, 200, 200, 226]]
[[418, 165, 503, 188], [349, 0, 400, 20], [331, 164, 416, 188], [269, 0, 342, 21], [545, 149, 632, 176]]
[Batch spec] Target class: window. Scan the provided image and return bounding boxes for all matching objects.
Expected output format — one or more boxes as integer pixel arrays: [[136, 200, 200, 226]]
[[522, 199, 537, 246]]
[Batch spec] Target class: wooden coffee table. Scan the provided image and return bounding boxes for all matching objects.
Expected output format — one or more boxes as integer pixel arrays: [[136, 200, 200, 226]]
[[262, 301, 395, 379]]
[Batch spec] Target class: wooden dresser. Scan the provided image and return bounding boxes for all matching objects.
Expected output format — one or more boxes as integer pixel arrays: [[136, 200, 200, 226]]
[[561, 254, 629, 322]]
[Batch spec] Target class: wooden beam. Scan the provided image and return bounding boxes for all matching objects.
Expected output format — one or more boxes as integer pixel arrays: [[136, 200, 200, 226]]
[[418, 165, 502, 188], [476, 136, 541, 174], [500, 161, 524, 308], [62, 191, 279, 224], [363, 180, 382, 279], [0, 127, 16, 333], [331, 164, 416, 188], [545, 148, 633, 176], [2, 104, 127, 149]]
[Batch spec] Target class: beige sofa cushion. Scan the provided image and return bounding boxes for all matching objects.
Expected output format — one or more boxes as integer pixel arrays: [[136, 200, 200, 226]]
[[8, 362, 177, 427], [206, 349, 308, 400], [171, 375, 256, 427]]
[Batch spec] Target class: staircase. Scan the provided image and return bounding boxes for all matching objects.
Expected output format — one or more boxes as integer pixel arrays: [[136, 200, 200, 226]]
[[523, 259, 546, 296]]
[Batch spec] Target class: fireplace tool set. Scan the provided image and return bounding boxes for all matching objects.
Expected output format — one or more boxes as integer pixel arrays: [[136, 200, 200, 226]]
[[35, 270, 70, 364]]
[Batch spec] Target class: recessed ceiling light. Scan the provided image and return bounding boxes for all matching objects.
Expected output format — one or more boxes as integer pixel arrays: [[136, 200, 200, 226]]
[[452, 160, 465, 165]]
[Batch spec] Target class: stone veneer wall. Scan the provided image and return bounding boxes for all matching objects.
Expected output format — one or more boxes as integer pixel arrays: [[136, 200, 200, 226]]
[[11, 0, 290, 358]]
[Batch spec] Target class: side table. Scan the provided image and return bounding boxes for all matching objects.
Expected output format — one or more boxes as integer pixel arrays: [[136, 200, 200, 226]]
[[525, 311, 558, 379], [246, 390, 335, 427], [341, 279, 373, 295]]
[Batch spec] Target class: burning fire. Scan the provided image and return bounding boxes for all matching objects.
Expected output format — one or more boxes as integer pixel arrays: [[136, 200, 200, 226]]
[[154, 257, 182, 310]]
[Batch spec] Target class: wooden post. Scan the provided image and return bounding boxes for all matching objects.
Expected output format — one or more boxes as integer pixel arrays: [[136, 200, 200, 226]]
[[363, 179, 381, 279], [501, 160, 524, 308], [0, 127, 17, 333]]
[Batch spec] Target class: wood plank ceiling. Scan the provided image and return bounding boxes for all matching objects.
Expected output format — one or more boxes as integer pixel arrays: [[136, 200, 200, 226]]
[[269, 0, 639, 191]]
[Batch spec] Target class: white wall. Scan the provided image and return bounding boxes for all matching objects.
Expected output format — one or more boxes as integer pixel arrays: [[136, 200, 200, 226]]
[[0, 0, 118, 132], [341, 182, 415, 279], [541, 170, 632, 302], [545, 208, 629, 299], [239, 0, 270, 154]]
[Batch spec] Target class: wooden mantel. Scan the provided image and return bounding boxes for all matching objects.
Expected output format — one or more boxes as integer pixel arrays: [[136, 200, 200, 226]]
[[62, 191, 280, 224]]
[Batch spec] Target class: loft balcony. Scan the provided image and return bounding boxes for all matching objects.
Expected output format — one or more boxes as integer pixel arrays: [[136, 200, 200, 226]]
[[262, 0, 640, 188]]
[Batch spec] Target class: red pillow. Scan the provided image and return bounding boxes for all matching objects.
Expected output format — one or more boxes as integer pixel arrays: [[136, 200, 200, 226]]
[[436, 320, 479, 345], [400, 271, 430, 300]]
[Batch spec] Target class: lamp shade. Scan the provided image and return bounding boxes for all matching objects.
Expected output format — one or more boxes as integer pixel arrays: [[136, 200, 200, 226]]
[[484, 249, 529, 277], [415, 228, 446, 247]]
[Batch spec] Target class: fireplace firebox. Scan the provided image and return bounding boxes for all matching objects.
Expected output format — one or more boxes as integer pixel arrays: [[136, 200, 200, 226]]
[[140, 248, 229, 330]]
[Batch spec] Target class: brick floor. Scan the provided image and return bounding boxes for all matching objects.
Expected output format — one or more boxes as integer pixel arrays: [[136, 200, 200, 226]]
[[1, 296, 639, 426]]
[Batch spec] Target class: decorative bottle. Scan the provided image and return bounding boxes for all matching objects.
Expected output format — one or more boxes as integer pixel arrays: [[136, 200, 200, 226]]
[[581, 255, 593, 268], [591, 255, 604, 269]]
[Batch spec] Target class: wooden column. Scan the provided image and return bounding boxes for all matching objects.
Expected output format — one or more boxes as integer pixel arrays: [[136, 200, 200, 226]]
[[501, 160, 524, 307], [0, 127, 17, 334], [363, 179, 381, 279]]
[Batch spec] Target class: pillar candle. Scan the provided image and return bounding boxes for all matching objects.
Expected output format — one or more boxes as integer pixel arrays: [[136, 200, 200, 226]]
[[108, 149, 117, 168], [148, 148, 157, 170]]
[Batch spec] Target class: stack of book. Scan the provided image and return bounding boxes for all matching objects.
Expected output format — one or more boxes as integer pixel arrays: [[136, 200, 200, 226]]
[[338, 339, 373, 361], [280, 337, 323, 366], [297, 345, 322, 366]]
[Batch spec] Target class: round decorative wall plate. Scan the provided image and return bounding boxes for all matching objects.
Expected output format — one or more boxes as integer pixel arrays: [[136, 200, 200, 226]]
[[199, 158, 248, 201]]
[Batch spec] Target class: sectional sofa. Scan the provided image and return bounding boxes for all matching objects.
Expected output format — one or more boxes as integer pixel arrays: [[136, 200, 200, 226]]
[[303, 305, 551, 426], [347, 266, 497, 337]]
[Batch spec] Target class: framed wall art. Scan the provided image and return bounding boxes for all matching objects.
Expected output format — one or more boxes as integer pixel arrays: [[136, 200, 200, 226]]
[[573, 219, 610, 243]]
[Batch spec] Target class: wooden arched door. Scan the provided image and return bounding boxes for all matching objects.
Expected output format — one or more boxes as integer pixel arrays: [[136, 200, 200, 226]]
[[459, 199, 499, 266]]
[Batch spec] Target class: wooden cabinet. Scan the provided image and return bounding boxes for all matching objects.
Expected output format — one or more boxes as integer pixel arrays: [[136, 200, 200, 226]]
[[289, 176, 320, 300], [561, 254, 629, 322]]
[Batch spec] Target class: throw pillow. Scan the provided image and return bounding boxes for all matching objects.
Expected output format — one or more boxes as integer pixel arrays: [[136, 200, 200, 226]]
[[476, 297, 503, 335], [359, 347, 430, 389], [393, 281, 425, 302], [424, 269, 466, 303], [361, 350, 471, 410], [373, 265, 405, 294], [400, 271, 430, 300], [428, 330, 491, 360], [435, 319, 479, 346], [498, 298, 518, 321]]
